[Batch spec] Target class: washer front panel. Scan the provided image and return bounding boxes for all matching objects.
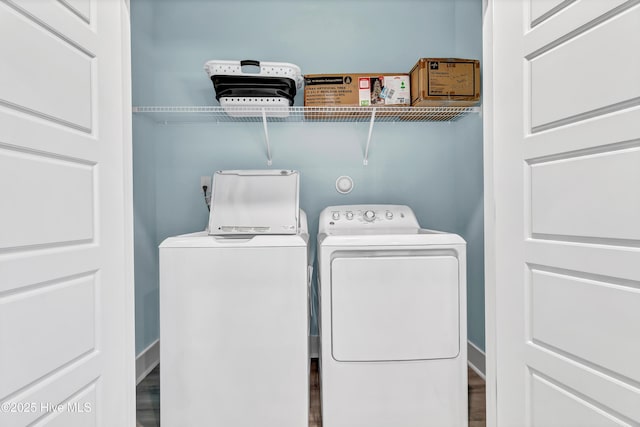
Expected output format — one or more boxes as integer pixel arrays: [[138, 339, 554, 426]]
[[331, 254, 459, 362]]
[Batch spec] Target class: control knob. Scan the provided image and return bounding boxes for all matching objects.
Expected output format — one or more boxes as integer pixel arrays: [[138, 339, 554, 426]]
[[363, 210, 376, 222], [346, 211, 354, 220]]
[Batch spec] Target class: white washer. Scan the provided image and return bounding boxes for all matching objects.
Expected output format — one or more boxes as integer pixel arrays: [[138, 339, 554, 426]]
[[318, 204, 468, 427], [160, 170, 309, 427]]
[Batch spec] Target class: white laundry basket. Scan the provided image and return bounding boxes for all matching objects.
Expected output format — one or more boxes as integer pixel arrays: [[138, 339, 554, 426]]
[[204, 59, 303, 117]]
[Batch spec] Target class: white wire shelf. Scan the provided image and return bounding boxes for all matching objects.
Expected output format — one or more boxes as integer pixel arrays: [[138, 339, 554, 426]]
[[132, 105, 480, 123], [132, 105, 481, 166]]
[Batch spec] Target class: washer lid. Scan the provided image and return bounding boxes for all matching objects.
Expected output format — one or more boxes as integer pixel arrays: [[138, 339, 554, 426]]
[[208, 170, 299, 235]]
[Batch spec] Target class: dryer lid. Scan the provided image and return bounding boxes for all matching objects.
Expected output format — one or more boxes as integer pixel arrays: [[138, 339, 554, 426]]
[[208, 170, 299, 235]]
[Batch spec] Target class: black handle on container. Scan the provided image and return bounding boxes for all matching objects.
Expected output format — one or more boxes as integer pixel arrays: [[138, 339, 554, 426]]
[[240, 60, 261, 74]]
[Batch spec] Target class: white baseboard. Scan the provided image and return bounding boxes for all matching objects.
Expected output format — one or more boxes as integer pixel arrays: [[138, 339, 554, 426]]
[[136, 339, 160, 385], [467, 340, 486, 380], [309, 335, 319, 358], [139, 337, 482, 381]]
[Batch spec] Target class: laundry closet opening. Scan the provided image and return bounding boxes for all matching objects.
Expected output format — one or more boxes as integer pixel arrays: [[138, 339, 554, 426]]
[[131, 0, 484, 381]]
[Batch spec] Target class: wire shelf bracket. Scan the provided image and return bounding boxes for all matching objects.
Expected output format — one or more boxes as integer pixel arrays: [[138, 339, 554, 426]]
[[261, 109, 273, 166], [363, 108, 376, 166]]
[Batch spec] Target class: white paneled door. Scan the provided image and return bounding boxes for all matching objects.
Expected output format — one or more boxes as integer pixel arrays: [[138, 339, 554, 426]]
[[488, 0, 640, 425], [0, 0, 134, 426]]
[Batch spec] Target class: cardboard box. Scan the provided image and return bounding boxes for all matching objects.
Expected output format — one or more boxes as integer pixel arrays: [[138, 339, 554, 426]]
[[410, 58, 480, 107], [304, 74, 410, 107]]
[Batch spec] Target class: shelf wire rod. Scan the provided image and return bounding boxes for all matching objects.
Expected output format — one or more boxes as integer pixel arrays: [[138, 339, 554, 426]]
[[261, 109, 273, 166], [363, 107, 376, 166]]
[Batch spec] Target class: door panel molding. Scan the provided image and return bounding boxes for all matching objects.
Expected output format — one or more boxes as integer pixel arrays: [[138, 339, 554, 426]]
[[0, 354, 100, 426], [0, 273, 97, 400], [525, 0, 636, 53], [526, 349, 640, 422], [0, 2, 95, 132], [57, 0, 93, 25], [3, 0, 96, 52], [530, 0, 577, 28], [527, 5, 640, 129], [528, 268, 640, 382], [525, 240, 640, 281], [528, 369, 633, 426]]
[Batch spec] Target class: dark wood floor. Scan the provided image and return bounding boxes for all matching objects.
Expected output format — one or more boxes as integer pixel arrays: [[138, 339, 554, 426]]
[[468, 365, 487, 427], [136, 365, 159, 427], [136, 360, 486, 426]]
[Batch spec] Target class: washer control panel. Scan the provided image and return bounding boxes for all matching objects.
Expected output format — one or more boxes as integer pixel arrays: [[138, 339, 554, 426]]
[[319, 205, 420, 234]]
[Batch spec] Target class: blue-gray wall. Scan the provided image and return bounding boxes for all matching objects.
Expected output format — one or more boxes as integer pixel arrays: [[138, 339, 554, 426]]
[[132, 0, 159, 355], [131, 0, 484, 356]]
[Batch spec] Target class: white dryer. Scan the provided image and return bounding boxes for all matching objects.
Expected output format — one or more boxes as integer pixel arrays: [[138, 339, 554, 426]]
[[160, 170, 309, 427], [317, 204, 467, 427]]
